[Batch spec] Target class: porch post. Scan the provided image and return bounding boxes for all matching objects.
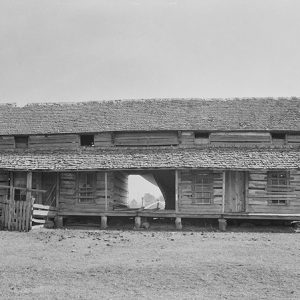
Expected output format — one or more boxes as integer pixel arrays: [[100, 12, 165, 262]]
[[175, 170, 179, 213], [56, 172, 60, 208], [26, 172, 32, 201], [9, 171, 14, 201], [104, 171, 108, 211], [26, 171, 33, 231], [222, 171, 226, 214]]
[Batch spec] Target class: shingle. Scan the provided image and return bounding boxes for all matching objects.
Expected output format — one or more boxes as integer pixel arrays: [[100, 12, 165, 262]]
[[0, 98, 299, 135], [0, 147, 299, 170]]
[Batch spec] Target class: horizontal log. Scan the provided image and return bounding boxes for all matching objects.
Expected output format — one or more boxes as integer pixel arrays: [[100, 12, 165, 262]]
[[32, 218, 46, 224], [33, 210, 57, 217], [33, 203, 57, 211]]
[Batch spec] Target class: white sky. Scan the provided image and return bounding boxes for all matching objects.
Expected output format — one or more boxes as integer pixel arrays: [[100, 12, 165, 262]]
[[1, 0, 300, 104], [128, 175, 162, 203]]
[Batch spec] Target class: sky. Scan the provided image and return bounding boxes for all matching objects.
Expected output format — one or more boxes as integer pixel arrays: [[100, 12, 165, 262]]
[[0, 0, 300, 105], [128, 175, 162, 205]]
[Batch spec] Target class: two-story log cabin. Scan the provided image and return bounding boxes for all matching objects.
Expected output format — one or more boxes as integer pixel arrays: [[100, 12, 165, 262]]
[[0, 98, 300, 230]]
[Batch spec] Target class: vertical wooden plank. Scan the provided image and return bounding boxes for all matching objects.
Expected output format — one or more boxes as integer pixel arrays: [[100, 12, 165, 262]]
[[26, 172, 32, 231], [8, 172, 14, 230], [222, 171, 226, 213], [175, 170, 179, 213], [105, 172, 108, 211]]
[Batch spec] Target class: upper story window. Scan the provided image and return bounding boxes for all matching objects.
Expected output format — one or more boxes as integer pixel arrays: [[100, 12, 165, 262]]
[[14, 136, 28, 149], [80, 135, 94, 146], [194, 132, 210, 144], [271, 132, 286, 145]]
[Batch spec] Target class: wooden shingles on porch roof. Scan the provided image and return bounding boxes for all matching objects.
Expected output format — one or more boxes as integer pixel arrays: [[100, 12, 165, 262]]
[[0, 98, 300, 135], [0, 147, 299, 171]]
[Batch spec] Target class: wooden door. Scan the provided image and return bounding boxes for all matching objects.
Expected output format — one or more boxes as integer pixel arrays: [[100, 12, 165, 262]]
[[225, 171, 246, 213]]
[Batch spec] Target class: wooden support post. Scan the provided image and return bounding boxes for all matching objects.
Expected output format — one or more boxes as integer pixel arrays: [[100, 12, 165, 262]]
[[245, 171, 249, 212], [101, 216, 108, 229], [105, 172, 108, 211], [8, 172, 14, 230], [222, 171, 226, 214], [218, 218, 227, 231], [175, 170, 179, 213], [56, 172, 60, 209], [26, 172, 33, 231], [175, 217, 182, 230], [135, 216, 141, 229]]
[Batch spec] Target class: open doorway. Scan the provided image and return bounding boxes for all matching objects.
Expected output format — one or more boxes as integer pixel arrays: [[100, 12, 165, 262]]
[[128, 175, 165, 209], [126, 170, 175, 210]]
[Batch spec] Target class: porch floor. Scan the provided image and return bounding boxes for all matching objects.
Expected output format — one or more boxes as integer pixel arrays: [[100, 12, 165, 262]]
[[58, 210, 300, 220]]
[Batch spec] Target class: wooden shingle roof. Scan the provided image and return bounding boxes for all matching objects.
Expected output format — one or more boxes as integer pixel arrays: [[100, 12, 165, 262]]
[[0, 98, 299, 135], [0, 147, 299, 170]]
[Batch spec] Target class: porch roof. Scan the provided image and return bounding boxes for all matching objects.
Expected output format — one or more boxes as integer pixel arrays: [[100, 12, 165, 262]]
[[0, 147, 299, 171]]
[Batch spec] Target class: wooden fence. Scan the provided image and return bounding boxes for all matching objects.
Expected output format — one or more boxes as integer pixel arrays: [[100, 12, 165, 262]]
[[0, 195, 33, 231]]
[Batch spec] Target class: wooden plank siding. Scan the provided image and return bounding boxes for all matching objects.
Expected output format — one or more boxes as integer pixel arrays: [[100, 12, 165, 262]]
[[94, 133, 113, 147], [178, 170, 223, 214], [28, 134, 79, 150], [286, 134, 300, 145], [0, 136, 15, 150], [113, 131, 179, 146], [247, 170, 300, 213]]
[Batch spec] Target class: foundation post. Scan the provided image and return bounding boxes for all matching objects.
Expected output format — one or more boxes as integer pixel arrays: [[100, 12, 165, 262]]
[[101, 216, 108, 229], [55, 216, 64, 228], [175, 217, 182, 230], [218, 218, 227, 231], [135, 216, 141, 229]]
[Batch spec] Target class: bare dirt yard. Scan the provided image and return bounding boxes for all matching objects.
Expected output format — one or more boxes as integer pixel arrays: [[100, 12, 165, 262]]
[[0, 224, 299, 300]]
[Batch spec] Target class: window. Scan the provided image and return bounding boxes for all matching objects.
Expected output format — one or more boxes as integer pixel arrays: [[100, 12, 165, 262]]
[[80, 135, 94, 146], [14, 136, 28, 148], [78, 173, 95, 203], [192, 172, 213, 204], [271, 132, 286, 145], [194, 132, 209, 139], [194, 132, 210, 144], [267, 171, 290, 205], [269, 199, 287, 206]]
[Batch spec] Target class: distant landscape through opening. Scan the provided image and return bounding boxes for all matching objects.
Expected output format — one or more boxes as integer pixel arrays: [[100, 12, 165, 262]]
[[128, 175, 165, 209]]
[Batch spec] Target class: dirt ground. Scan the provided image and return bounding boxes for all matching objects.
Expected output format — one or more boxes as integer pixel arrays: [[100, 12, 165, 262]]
[[0, 225, 299, 300]]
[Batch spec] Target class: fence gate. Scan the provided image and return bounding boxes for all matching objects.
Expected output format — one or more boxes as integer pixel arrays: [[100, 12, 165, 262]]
[[0, 195, 33, 232]]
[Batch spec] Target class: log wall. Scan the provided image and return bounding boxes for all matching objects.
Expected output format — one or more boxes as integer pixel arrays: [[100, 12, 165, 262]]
[[0, 131, 299, 149], [58, 171, 114, 214], [178, 170, 223, 214], [113, 131, 179, 146], [0, 136, 15, 150], [28, 134, 79, 150], [0, 171, 9, 197], [112, 172, 129, 208], [247, 170, 300, 213]]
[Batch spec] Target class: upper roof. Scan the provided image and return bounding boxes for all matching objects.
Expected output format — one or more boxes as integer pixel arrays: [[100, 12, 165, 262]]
[[0, 98, 299, 135]]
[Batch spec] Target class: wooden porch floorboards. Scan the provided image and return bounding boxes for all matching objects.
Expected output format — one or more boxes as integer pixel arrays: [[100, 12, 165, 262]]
[[58, 210, 300, 220]]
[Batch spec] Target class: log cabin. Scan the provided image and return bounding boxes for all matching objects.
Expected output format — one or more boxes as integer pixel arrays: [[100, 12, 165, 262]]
[[0, 97, 300, 230]]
